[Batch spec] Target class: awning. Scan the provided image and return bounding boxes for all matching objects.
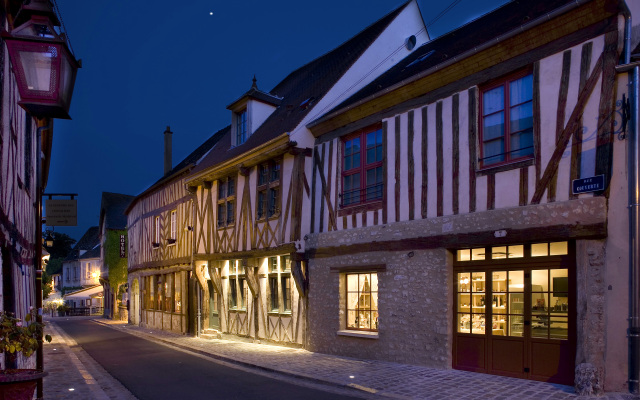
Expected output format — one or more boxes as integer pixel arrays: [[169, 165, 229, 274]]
[[64, 285, 103, 300]]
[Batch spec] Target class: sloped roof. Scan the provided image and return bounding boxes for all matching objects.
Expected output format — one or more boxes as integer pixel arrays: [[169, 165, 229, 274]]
[[99, 192, 134, 231], [189, 1, 411, 177], [319, 0, 577, 117], [79, 244, 100, 260], [126, 126, 229, 214], [64, 226, 99, 261]]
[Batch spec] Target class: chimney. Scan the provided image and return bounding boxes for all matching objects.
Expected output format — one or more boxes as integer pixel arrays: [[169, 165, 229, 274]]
[[164, 126, 172, 175]]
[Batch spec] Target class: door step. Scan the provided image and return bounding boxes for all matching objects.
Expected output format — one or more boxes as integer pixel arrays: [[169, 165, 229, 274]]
[[201, 329, 221, 339]]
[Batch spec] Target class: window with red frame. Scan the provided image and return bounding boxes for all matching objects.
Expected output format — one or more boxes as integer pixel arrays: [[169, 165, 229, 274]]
[[480, 70, 534, 168], [341, 125, 383, 207]]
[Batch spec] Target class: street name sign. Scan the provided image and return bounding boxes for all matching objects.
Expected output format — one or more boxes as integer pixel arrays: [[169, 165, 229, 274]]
[[572, 175, 605, 195], [45, 199, 77, 226]]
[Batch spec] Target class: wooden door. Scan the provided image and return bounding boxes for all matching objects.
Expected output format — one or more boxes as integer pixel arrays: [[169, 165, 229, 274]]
[[209, 288, 220, 330]]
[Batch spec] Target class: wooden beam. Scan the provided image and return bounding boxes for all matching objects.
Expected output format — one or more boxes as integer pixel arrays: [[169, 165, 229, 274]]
[[408, 111, 415, 221], [395, 116, 401, 223], [549, 50, 573, 203], [530, 51, 604, 204], [468, 88, 477, 213], [570, 41, 593, 199], [452, 94, 460, 215], [421, 106, 429, 219], [436, 101, 444, 217]]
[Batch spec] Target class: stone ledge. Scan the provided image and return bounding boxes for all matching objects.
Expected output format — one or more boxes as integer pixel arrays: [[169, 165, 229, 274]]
[[337, 330, 379, 339]]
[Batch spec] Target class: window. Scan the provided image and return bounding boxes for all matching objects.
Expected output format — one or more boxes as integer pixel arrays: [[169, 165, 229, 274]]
[[174, 273, 182, 313], [164, 273, 173, 312], [153, 216, 160, 247], [148, 276, 155, 310], [268, 256, 292, 313], [346, 272, 378, 331], [86, 263, 91, 279], [480, 70, 534, 168], [169, 210, 177, 244], [228, 260, 247, 310], [257, 160, 281, 219], [156, 275, 163, 311], [236, 109, 247, 145], [217, 176, 236, 228], [341, 125, 383, 207]]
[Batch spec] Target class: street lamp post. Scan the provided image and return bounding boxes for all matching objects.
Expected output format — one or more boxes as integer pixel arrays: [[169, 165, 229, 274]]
[[2, 1, 80, 398]]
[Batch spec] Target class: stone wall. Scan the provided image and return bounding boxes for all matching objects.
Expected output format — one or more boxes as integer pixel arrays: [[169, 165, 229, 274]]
[[308, 248, 452, 367]]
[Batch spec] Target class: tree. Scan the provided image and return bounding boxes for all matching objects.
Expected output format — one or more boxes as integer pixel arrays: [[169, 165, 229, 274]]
[[42, 231, 76, 260]]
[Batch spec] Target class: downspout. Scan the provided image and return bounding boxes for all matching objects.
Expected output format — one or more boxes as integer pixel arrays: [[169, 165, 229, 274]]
[[623, 2, 640, 393], [34, 118, 50, 399]]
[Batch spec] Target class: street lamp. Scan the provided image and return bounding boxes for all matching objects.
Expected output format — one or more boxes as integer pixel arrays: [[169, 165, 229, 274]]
[[1, 0, 80, 119]]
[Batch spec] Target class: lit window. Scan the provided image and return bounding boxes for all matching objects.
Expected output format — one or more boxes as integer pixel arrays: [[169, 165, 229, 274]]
[[169, 210, 177, 242], [480, 70, 534, 168], [268, 256, 292, 313], [228, 261, 247, 310], [153, 216, 160, 246], [346, 272, 378, 331], [341, 124, 383, 207]]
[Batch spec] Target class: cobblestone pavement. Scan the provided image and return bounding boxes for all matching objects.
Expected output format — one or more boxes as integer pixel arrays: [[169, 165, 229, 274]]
[[72, 317, 636, 400], [42, 316, 137, 399]]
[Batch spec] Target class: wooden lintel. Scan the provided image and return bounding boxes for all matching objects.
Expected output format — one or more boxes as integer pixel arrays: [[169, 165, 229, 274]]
[[288, 147, 312, 157], [306, 222, 606, 259], [193, 243, 297, 262]]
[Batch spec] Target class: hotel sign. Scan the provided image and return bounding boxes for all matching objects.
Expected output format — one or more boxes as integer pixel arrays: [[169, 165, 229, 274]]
[[572, 175, 605, 195], [120, 235, 126, 258]]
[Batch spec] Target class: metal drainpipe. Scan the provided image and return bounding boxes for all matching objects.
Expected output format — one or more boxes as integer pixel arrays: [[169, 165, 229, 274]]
[[624, 3, 640, 393], [34, 119, 50, 400]]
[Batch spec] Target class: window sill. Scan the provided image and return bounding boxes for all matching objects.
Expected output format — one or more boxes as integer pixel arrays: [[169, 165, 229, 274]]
[[229, 308, 247, 313], [337, 201, 382, 217], [476, 158, 534, 176], [337, 330, 379, 339], [268, 311, 292, 316]]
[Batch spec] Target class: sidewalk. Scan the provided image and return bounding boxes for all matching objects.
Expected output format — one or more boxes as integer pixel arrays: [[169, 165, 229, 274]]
[[70, 317, 635, 400], [42, 316, 137, 399]]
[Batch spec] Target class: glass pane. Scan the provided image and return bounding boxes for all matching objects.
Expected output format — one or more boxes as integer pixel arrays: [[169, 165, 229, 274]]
[[509, 293, 524, 315], [471, 314, 485, 334], [347, 293, 358, 311], [483, 139, 504, 165], [373, 311, 379, 330], [458, 294, 471, 312], [483, 112, 505, 141], [532, 293, 548, 314], [510, 102, 533, 133], [347, 310, 358, 329], [510, 74, 533, 105], [492, 246, 507, 259], [359, 311, 371, 329], [353, 152, 361, 169], [366, 147, 375, 165], [458, 273, 470, 292], [457, 249, 470, 262], [492, 314, 506, 336], [508, 245, 524, 258], [19, 50, 53, 91], [531, 269, 549, 292], [471, 248, 485, 261], [510, 129, 534, 158], [458, 313, 471, 333], [471, 272, 485, 292], [532, 315, 549, 338], [347, 275, 358, 291], [344, 155, 352, 171], [550, 317, 568, 339], [509, 315, 524, 337], [483, 86, 504, 115], [492, 271, 507, 292], [493, 294, 507, 312], [531, 243, 548, 257], [370, 274, 378, 293], [371, 292, 378, 311], [550, 241, 568, 255]]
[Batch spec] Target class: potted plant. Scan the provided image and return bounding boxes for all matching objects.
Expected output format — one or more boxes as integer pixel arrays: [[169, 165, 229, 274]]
[[0, 308, 52, 400], [56, 304, 69, 317]]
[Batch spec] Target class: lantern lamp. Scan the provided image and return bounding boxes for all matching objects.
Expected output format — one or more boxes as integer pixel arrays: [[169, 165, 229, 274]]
[[1, 0, 80, 119]]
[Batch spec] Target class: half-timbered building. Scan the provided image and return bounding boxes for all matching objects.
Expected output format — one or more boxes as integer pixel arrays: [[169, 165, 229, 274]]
[[183, 1, 428, 345], [305, 0, 637, 391], [126, 127, 226, 334]]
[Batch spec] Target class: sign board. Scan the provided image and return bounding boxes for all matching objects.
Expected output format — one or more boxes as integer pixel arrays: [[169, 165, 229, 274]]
[[45, 199, 77, 226], [120, 234, 126, 258], [572, 175, 605, 195]]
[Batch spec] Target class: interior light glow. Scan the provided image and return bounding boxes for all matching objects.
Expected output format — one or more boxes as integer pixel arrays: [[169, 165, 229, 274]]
[[349, 376, 355, 379]]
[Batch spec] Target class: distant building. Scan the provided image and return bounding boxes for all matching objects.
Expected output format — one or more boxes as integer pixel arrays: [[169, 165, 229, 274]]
[[98, 192, 134, 320], [62, 226, 100, 291]]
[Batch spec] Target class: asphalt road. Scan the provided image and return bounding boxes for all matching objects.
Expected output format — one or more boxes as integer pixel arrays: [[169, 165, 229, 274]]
[[56, 319, 362, 400]]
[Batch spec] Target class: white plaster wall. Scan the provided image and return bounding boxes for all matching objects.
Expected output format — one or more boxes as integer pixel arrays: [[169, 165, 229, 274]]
[[249, 100, 277, 136], [458, 91, 470, 215], [386, 117, 397, 222], [427, 104, 438, 218], [399, 113, 410, 221], [494, 169, 520, 209]]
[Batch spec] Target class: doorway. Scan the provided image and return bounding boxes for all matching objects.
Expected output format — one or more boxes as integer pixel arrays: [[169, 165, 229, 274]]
[[452, 242, 575, 385], [208, 282, 220, 330]]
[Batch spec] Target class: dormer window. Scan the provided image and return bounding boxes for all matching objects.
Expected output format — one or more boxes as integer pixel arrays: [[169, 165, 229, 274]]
[[236, 109, 247, 145]]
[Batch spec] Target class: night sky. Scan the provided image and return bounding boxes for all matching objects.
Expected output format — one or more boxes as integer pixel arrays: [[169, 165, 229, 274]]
[[45, 0, 508, 241]]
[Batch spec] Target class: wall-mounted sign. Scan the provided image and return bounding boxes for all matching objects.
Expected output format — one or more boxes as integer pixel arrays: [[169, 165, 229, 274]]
[[45, 199, 77, 226], [572, 175, 605, 195], [120, 234, 126, 258]]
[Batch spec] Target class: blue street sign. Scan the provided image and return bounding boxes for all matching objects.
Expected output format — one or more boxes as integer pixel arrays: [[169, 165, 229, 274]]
[[572, 175, 605, 194]]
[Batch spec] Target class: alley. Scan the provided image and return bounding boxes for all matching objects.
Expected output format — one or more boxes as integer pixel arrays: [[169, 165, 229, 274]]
[[51, 317, 364, 400]]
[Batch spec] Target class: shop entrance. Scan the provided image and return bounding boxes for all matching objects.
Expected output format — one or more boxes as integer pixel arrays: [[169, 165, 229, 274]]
[[453, 242, 575, 385]]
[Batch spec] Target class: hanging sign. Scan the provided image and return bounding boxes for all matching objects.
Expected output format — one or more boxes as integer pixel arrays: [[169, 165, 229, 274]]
[[45, 199, 77, 226], [120, 235, 126, 258], [572, 175, 605, 195]]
